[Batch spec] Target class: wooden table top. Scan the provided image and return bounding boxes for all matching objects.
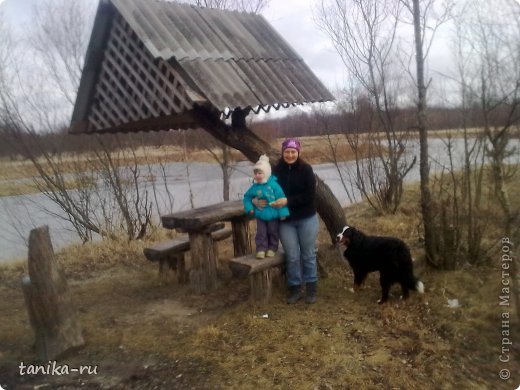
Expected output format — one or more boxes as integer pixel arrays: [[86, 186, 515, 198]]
[[161, 200, 247, 230]]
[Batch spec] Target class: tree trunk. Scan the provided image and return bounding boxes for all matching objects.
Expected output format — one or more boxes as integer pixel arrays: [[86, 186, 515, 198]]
[[21, 226, 84, 360], [193, 106, 346, 242], [412, 0, 439, 267]]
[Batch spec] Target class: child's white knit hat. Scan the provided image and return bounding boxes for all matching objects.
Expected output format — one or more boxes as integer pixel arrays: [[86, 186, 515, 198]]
[[253, 155, 271, 184]]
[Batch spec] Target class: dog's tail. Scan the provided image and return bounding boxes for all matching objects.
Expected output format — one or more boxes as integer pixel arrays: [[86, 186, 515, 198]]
[[415, 280, 425, 294]]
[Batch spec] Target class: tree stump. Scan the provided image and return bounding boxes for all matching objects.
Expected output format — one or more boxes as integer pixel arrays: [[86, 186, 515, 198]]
[[21, 226, 84, 360]]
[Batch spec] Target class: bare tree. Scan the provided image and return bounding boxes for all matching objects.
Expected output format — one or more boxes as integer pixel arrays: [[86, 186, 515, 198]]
[[29, 0, 95, 107], [455, 0, 519, 317], [429, 133, 488, 269], [0, 9, 12, 83], [411, 0, 436, 265], [203, 137, 234, 201], [0, 121, 103, 242], [464, 0, 519, 236], [92, 136, 154, 240], [0, 1, 157, 243], [310, 102, 358, 205], [401, 0, 453, 266], [0, 0, 98, 241], [187, 0, 270, 13], [316, 0, 416, 213]]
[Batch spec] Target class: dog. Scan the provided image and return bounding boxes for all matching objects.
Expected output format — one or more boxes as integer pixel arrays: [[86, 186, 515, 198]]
[[336, 225, 424, 304]]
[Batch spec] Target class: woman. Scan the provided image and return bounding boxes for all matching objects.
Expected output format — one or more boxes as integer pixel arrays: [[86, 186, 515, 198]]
[[268, 138, 319, 304]]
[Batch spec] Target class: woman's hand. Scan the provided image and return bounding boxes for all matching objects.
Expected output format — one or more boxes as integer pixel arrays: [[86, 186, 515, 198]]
[[252, 198, 268, 209], [269, 198, 287, 208]]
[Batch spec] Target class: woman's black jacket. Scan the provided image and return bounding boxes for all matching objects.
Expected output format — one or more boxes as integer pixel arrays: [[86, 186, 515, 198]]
[[273, 158, 316, 221]]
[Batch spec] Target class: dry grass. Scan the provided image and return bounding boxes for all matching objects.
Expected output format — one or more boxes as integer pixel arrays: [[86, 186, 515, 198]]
[[1, 186, 518, 389], [282, 134, 376, 164]]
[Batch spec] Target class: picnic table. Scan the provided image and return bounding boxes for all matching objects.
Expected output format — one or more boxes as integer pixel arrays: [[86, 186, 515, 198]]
[[160, 200, 252, 293]]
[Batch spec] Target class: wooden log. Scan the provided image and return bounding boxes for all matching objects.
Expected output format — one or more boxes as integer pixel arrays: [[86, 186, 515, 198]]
[[230, 216, 252, 257], [21, 226, 84, 360], [157, 252, 187, 284], [188, 229, 218, 294], [250, 269, 274, 302], [251, 267, 285, 302]]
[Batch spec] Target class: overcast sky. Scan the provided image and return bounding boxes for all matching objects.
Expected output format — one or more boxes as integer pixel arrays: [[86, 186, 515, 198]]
[[263, 0, 349, 90], [0, 0, 348, 89], [0, 0, 466, 108]]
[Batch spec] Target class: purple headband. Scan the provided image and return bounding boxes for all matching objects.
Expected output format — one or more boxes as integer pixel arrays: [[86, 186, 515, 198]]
[[282, 138, 301, 153]]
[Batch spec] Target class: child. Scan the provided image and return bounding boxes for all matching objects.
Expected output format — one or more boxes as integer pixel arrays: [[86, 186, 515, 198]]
[[243, 155, 290, 259]]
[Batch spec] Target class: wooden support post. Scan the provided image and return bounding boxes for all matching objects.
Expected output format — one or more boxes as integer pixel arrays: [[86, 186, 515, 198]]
[[250, 269, 273, 302], [231, 216, 251, 257], [158, 252, 188, 284], [188, 230, 218, 294], [21, 226, 84, 360], [251, 266, 284, 303], [176, 253, 188, 284]]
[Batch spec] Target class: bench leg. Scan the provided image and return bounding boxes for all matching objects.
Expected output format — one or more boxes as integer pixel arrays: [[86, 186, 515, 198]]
[[176, 253, 188, 284], [250, 268, 277, 303], [158, 257, 175, 274], [159, 259, 167, 275], [188, 232, 218, 294], [231, 217, 251, 257], [158, 257, 175, 284], [157, 253, 188, 285]]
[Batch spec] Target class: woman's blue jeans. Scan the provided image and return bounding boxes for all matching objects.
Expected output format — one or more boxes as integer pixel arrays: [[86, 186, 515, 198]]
[[279, 214, 319, 287]]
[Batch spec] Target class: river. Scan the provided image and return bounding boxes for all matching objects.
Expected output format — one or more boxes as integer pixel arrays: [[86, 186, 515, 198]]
[[0, 137, 517, 263]]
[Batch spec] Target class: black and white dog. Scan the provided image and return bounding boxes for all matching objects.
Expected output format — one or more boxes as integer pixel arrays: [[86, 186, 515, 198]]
[[337, 226, 424, 304]]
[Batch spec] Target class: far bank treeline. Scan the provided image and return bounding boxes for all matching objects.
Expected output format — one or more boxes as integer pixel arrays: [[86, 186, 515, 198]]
[[0, 103, 514, 160]]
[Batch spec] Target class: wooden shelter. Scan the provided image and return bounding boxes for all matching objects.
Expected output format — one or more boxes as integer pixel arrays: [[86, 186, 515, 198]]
[[71, 0, 346, 240], [71, 0, 334, 134]]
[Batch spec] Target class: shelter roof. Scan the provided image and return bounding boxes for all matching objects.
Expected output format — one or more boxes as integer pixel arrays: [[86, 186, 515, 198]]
[[71, 0, 334, 133]]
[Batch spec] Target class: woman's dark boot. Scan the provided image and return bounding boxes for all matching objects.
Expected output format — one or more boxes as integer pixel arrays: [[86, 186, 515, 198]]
[[305, 282, 317, 304], [287, 285, 302, 304]]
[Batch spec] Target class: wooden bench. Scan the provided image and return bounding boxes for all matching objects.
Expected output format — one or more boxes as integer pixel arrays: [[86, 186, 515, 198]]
[[144, 225, 232, 283], [229, 250, 285, 302]]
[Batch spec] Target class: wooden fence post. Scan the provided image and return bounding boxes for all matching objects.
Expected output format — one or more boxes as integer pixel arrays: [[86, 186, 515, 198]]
[[21, 226, 84, 360]]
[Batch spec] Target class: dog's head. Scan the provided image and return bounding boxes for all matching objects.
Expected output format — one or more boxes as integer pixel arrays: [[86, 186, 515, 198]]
[[336, 225, 353, 246]]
